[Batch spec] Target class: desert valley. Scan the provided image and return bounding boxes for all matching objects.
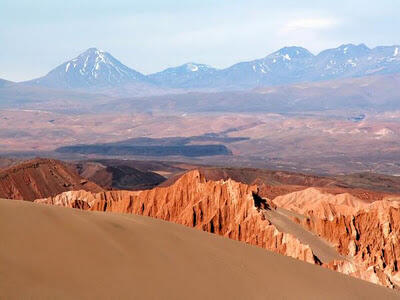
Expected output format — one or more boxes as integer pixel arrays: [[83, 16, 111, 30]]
[[2, 1, 400, 298]]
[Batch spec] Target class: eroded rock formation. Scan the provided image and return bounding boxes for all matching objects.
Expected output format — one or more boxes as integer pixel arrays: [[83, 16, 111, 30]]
[[300, 203, 400, 288], [36, 170, 318, 264], [35, 169, 400, 289]]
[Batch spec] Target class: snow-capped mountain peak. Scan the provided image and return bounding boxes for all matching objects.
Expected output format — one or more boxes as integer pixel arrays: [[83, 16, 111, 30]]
[[30, 48, 147, 88], [64, 48, 110, 76], [147, 62, 217, 88], [269, 46, 314, 60], [25, 43, 400, 91]]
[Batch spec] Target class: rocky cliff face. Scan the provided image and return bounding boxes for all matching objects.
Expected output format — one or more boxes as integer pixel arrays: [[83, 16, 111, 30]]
[[36, 170, 318, 264], [268, 186, 400, 288], [35, 169, 400, 289], [0, 158, 102, 201], [299, 203, 400, 288]]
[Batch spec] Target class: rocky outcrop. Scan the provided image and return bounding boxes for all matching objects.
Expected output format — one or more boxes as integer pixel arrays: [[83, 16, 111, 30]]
[[35, 190, 100, 209], [35, 169, 400, 289], [36, 170, 318, 264], [269, 186, 400, 288], [192, 167, 399, 201], [0, 158, 103, 201], [300, 202, 400, 288]]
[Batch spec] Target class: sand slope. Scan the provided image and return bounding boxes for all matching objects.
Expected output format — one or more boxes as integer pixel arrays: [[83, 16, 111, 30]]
[[0, 199, 398, 300]]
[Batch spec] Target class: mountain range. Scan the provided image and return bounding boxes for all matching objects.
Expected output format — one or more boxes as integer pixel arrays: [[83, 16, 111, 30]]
[[8, 43, 400, 91]]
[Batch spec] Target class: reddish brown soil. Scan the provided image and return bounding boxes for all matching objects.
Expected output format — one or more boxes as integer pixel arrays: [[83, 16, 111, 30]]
[[0, 158, 102, 201]]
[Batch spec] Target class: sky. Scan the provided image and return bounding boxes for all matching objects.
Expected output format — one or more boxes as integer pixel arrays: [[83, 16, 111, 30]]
[[1, 0, 399, 81]]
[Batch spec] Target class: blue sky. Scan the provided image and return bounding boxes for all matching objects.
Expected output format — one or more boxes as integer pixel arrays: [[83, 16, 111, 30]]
[[1, 0, 399, 81]]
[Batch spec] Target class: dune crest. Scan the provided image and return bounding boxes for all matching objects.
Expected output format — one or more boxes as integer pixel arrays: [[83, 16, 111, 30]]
[[2, 199, 399, 299]]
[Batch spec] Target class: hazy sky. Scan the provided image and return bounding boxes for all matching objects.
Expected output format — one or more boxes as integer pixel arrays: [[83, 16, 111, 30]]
[[1, 0, 399, 81]]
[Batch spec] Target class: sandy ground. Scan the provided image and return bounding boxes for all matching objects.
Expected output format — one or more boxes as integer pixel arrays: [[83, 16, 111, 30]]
[[0, 199, 398, 300]]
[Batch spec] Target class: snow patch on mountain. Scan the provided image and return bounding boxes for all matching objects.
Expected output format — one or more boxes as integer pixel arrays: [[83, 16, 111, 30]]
[[29, 48, 148, 88], [25, 43, 400, 90]]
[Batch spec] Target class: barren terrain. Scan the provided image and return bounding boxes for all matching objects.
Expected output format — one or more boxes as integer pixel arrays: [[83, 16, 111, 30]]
[[1, 199, 398, 299], [2, 158, 400, 290], [1, 109, 400, 175]]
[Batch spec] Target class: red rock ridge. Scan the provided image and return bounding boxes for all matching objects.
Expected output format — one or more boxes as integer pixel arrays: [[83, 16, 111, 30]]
[[36, 169, 400, 288], [298, 202, 400, 288], [36, 170, 318, 264], [268, 186, 400, 288]]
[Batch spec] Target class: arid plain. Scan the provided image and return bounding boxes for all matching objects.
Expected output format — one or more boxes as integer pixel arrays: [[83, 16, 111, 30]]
[[2, 108, 400, 175]]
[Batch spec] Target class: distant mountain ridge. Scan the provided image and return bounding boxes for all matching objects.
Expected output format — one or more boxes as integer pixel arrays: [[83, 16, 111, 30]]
[[193, 44, 400, 89], [147, 63, 218, 88], [15, 43, 400, 90]]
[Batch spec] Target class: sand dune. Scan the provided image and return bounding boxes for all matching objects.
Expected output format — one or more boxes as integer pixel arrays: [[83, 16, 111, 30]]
[[0, 199, 398, 299]]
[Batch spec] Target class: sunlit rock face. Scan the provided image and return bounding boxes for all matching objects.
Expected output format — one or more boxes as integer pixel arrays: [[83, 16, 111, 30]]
[[36, 170, 318, 264], [36, 169, 400, 288]]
